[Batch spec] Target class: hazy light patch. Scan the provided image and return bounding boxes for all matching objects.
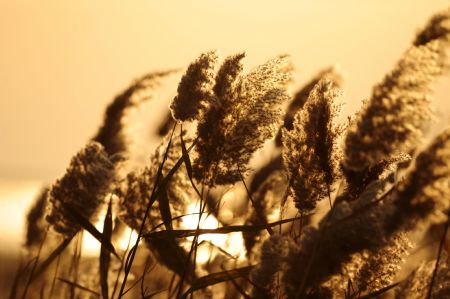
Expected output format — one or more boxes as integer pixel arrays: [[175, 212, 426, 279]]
[[116, 226, 139, 250], [81, 208, 107, 256], [181, 201, 246, 264], [81, 207, 139, 256], [0, 179, 42, 254]]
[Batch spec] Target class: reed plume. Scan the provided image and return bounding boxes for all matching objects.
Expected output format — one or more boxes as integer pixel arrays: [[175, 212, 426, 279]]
[[282, 179, 394, 298], [15, 7, 450, 299], [94, 70, 175, 156], [321, 232, 411, 297], [250, 234, 297, 298], [387, 127, 450, 233], [169, 51, 219, 122], [281, 124, 450, 297], [282, 78, 343, 213], [275, 66, 344, 146], [25, 187, 49, 249], [414, 7, 450, 47], [397, 253, 450, 299], [45, 142, 116, 237], [343, 11, 450, 174], [189, 54, 291, 185]]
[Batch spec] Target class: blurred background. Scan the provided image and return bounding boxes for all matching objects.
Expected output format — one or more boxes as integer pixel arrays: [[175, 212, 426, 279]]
[[1, 0, 450, 294]]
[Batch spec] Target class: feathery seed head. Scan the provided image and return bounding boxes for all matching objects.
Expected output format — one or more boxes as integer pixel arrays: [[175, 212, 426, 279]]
[[94, 71, 175, 156], [213, 52, 245, 102], [343, 11, 450, 173], [343, 42, 444, 172], [170, 50, 219, 121], [321, 232, 411, 297], [397, 253, 450, 299], [46, 142, 116, 237], [25, 187, 49, 249], [351, 232, 411, 294], [194, 54, 291, 186], [117, 168, 156, 232], [118, 132, 195, 232], [387, 127, 450, 233], [282, 178, 396, 297], [275, 66, 344, 147], [250, 234, 297, 298], [282, 78, 343, 212], [414, 7, 450, 46]]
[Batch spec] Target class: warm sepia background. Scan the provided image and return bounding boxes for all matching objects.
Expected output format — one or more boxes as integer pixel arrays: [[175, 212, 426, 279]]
[[1, 0, 450, 293]]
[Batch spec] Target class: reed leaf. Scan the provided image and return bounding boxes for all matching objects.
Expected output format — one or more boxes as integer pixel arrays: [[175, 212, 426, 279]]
[[99, 199, 113, 299], [181, 265, 254, 298]]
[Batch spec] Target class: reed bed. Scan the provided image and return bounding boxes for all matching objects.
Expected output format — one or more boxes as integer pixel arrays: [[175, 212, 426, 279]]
[[9, 6, 450, 299]]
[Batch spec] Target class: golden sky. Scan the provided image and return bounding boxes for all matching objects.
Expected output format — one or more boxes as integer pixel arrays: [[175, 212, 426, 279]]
[[1, 0, 449, 181]]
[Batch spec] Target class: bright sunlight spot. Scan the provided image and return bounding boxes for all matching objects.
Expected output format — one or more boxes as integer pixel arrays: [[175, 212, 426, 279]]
[[180, 201, 246, 264]]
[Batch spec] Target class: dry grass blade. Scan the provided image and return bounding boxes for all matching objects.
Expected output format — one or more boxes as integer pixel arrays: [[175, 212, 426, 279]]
[[152, 136, 199, 213], [147, 237, 192, 282], [179, 126, 202, 201], [121, 259, 155, 297], [151, 131, 175, 228], [175, 198, 210, 297], [158, 186, 173, 231], [156, 135, 199, 202], [150, 211, 203, 232], [144, 217, 302, 239], [180, 126, 193, 180], [152, 133, 202, 283], [63, 203, 120, 259], [198, 240, 238, 260], [238, 167, 274, 235], [181, 265, 254, 298], [357, 282, 400, 299], [345, 278, 356, 299], [58, 277, 100, 297], [100, 199, 113, 299]]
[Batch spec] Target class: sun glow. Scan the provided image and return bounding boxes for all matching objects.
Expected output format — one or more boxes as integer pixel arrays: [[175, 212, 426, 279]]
[[81, 209, 106, 256], [180, 201, 246, 264], [81, 206, 138, 256], [81, 199, 246, 263]]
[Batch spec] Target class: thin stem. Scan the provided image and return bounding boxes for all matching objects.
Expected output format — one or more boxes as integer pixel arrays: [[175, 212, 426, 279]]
[[20, 227, 49, 299], [238, 166, 274, 235], [48, 253, 62, 299], [117, 123, 177, 298], [111, 230, 133, 299], [426, 210, 450, 299]]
